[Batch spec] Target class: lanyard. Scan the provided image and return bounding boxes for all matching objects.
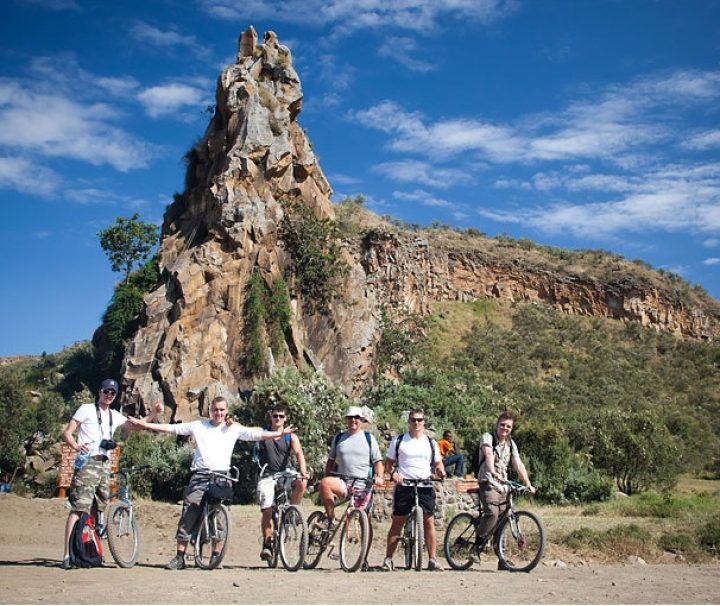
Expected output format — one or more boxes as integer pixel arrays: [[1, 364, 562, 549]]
[[95, 404, 113, 440]]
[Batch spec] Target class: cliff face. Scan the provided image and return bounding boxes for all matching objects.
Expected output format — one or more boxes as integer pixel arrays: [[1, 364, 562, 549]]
[[119, 27, 719, 420]]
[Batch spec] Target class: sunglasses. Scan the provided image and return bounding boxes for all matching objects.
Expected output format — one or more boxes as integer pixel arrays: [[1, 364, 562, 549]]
[[409, 417, 425, 423], [346, 415, 363, 421], [272, 414, 286, 419], [101, 389, 116, 396]]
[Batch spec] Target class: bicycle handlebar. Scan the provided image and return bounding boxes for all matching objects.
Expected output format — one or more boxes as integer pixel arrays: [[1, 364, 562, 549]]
[[111, 464, 150, 478], [329, 472, 374, 486], [194, 466, 240, 482]]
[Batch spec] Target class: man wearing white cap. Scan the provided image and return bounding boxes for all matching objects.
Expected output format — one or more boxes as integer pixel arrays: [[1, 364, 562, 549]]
[[318, 406, 384, 527]]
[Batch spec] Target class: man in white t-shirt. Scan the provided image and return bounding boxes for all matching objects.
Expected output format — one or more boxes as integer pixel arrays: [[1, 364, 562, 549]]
[[129, 395, 294, 570], [60, 378, 163, 569], [382, 408, 445, 571]]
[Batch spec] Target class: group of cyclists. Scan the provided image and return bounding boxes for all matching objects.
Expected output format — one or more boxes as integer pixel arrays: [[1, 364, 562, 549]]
[[61, 379, 535, 571]]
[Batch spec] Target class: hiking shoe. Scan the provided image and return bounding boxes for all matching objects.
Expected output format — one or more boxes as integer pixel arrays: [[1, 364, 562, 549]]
[[209, 552, 222, 568], [165, 554, 186, 570], [60, 558, 73, 570], [382, 557, 394, 571], [428, 559, 444, 571], [260, 540, 273, 561], [497, 559, 509, 571]]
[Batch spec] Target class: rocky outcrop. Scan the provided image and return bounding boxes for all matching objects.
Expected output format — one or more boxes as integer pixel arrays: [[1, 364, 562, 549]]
[[121, 27, 379, 421], [119, 27, 719, 421]]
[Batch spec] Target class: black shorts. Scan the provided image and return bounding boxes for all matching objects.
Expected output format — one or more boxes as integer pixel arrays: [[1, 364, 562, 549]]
[[392, 484, 436, 517]]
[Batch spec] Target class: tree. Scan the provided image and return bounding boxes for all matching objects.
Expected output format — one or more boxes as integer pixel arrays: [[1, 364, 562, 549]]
[[98, 214, 159, 284]]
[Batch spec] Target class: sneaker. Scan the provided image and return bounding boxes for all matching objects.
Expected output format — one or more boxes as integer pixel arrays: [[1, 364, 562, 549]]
[[428, 559, 444, 571], [497, 559, 509, 571], [382, 557, 394, 571], [165, 554, 186, 570], [209, 552, 222, 568], [260, 540, 273, 561], [60, 557, 73, 570]]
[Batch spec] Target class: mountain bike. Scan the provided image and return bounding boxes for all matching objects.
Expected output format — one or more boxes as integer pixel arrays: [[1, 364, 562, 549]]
[[444, 479, 544, 572], [192, 467, 239, 569], [103, 464, 149, 568], [304, 474, 373, 572], [261, 468, 308, 572], [398, 478, 442, 571]]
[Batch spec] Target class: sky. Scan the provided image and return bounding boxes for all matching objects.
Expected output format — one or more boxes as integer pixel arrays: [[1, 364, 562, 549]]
[[1, 0, 719, 356]]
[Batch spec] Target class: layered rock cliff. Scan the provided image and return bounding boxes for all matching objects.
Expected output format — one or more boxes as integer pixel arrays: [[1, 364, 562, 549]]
[[119, 27, 720, 421]]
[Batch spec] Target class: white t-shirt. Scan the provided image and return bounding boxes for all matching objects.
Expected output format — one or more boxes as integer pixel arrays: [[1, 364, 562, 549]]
[[72, 403, 127, 457], [171, 420, 263, 471], [386, 433, 440, 480]]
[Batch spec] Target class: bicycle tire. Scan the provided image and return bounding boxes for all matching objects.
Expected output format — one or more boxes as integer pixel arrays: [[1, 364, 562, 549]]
[[443, 512, 478, 570], [303, 511, 327, 569], [194, 503, 231, 569], [266, 510, 279, 569], [106, 501, 140, 568], [413, 505, 424, 571], [403, 515, 413, 570], [496, 510, 545, 572], [279, 505, 308, 572], [339, 509, 368, 573]]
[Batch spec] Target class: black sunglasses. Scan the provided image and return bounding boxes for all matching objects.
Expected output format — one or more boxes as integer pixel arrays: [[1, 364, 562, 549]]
[[346, 415, 362, 421], [272, 414, 286, 419], [410, 417, 425, 423], [101, 389, 116, 395]]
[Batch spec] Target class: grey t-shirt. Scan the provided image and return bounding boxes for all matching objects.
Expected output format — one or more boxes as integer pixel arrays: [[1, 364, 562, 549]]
[[329, 430, 382, 479]]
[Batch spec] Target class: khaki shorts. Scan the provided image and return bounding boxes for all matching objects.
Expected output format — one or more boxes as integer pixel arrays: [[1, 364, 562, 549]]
[[68, 458, 110, 514]]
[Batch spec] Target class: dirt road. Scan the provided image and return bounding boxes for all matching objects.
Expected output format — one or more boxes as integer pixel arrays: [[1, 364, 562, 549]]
[[1, 493, 717, 604]]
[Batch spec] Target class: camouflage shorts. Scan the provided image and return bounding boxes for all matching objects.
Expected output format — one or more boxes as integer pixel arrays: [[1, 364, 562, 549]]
[[68, 458, 110, 514]]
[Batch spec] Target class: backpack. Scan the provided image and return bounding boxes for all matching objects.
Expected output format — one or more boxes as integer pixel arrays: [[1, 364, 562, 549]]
[[333, 431, 375, 478], [252, 430, 292, 470], [394, 433, 436, 469], [69, 512, 103, 568], [471, 433, 516, 478]]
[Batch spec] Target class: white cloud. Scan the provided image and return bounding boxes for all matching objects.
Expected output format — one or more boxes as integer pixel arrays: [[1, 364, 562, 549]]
[[703, 258, 720, 266], [328, 173, 362, 186], [394, 189, 455, 208], [703, 238, 719, 248], [374, 160, 472, 188], [378, 37, 434, 73], [0, 80, 155, 171], [130, 22, 211, 59], [136, 83, 208, 118], [354, 69, 720, 166], [199, 0, 518, 33], [0, 156, 60, 197], [683, 130, 720, 151]]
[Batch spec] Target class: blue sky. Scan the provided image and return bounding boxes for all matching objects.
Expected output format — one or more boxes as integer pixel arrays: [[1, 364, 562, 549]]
[[1, 0, 719, 356]]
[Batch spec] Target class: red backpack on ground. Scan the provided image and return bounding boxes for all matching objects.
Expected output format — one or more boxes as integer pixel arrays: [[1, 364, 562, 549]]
[[69, 512, 103, 568]]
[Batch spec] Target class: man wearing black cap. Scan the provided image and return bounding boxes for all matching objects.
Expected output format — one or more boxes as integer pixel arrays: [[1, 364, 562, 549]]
[[60, 379, 162, 569]]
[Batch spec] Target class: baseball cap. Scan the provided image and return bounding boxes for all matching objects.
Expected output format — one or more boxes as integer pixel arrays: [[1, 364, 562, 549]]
[[100, 379, 119, 392], [345, 406, 366, 420]]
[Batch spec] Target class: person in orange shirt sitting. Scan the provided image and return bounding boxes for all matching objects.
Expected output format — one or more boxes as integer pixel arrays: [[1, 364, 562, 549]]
[[437, 430, 465, 478]]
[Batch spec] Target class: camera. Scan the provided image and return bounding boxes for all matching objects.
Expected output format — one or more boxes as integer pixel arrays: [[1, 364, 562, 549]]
[[99, 439, 117, 450]]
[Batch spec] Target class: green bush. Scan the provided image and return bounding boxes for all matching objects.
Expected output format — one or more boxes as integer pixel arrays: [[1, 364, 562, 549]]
[[699, 515, 720, 554], [119, 432, 193, 502]]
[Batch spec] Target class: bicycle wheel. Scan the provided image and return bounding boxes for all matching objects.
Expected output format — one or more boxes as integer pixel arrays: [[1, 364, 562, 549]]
[[266, 511, 279, 569], [403, 515, 414, 570], [194, 504, 231, 569], [106, 501, 140, 568], [279, 505, 307, 572], [443, 512, 479, 570], [496, 510, 545, 572], [303, 511, 327, 569], [413, 506, 424, 571], [339, 509, 368, 573]]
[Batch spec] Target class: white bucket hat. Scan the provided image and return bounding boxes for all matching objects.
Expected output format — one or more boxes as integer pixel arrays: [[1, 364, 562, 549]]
[[345, 406, 366, 420]]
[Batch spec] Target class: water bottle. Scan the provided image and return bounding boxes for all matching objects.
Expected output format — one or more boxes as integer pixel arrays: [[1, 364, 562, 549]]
[[74, 449, 90, 471]]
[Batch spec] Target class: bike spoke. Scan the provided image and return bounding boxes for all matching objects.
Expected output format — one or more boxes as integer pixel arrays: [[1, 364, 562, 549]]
[[498, 511, 544, 572]]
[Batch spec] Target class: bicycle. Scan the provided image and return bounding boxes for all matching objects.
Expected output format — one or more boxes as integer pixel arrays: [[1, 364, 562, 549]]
[[443, 479, 545, 573], [397, 478, 442, 571], [103, 464, 149, 568], [260, 468, 308, 572], [304, 474, 373, 572], [192, 467, 240, 570]]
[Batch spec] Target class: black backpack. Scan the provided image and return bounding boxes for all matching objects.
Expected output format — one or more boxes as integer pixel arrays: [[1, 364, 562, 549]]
[[69, 512, 103, 568]]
